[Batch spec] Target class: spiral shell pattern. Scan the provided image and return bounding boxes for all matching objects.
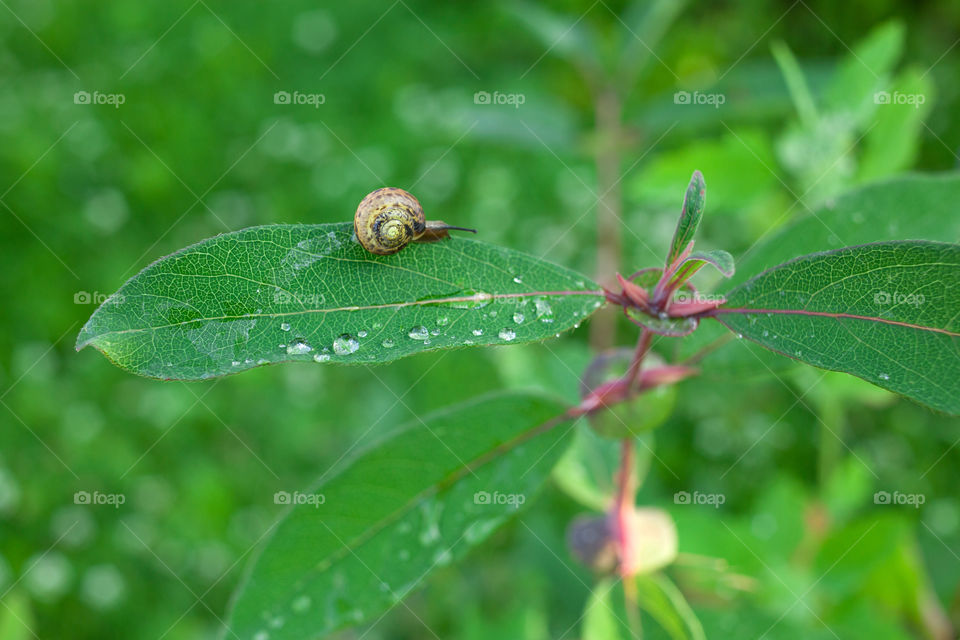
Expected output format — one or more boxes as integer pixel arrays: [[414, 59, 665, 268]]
[[354, 188, 426, 255]]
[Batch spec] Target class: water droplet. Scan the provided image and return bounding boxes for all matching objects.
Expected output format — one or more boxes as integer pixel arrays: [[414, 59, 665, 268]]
[[436, 316, 449, 326], [408, 326, 429, 340], [488, 310, 498, 318], [878, 372, 890, 380], [280, 322, 291, 332], [736, 333, 743, 339], [534, 298, 554, 323], [286, 339, 313, 355], [762, 330, 769, 337], [313, 353, 331, 362], [512, 275, 523, 284], [253, 632, 269, 640], [463, 339, 474, 345], [430, 329, 440, 336], [333, 334, 359, 355], [291, 595, 311, 613], [357, 330, 368, 338], [512, 313, 524, 324], [498, 328, 516, 341], [231, 360, 242, 367], [471, 329, 483, 336], [382, 339, 395, 348], [269, 616, 285, 629]]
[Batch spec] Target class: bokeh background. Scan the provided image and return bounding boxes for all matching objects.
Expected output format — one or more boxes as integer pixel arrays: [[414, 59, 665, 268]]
[[1, 0, 959, 638]]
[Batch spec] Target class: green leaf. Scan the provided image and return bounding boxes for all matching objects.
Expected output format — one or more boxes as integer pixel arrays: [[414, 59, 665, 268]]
[[771, 40, 818, 126], [680, 174, 960, 375], [714, 241, 960, 414], [582, 578, 622, 640], [636, 574, 705, 640], [824, 20, 904, 125], [76, 223, 603, 380], [858, 67, 934, 182], [666, 170, 706, 266], [225, 391, 573, 640], [667, 249, 735, 289]]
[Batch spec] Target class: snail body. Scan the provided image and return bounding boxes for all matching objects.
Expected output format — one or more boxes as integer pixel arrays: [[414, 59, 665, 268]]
[[354, 187, 475, 255]]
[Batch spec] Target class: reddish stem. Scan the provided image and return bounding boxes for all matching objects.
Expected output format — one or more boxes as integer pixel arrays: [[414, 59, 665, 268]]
[[625, 329, 653, 392], [611, 437, 636, 576]]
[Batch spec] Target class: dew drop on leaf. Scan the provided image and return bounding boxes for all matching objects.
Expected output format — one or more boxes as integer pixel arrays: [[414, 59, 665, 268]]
[[332, 334, 359, 355], [879, 372, 890, 380], [498, 328, 516, 341], [286, 339, 312, 355], [513, 313, 524, 324], [471, 329, 483, 336], [357, 330, 368, 338], [313, 353, 331, 362], [534, 298, 554, 323], [407, 326, 429, 340], [382, 339, 395, 348], [280, 322, 291, 332]]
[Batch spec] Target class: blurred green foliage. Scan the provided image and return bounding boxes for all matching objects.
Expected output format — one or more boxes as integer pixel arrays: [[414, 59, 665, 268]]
[[1, 1, 958, 638]]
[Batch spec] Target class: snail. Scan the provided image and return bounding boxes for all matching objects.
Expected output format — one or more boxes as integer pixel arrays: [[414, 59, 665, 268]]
[[354, 187, 476, 255]]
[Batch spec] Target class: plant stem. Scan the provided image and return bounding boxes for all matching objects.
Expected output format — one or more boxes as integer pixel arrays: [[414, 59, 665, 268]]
[[589, 85, 624, 350], [626, 329, 654, 391]]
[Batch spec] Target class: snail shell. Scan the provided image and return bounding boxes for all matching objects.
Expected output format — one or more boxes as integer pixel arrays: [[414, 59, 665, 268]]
[[354, 187, 476, 255], [354, 188, 425, 255]]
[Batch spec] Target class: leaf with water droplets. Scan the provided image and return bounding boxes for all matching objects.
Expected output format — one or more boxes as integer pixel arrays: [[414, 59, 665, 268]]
[[76, 223, 603, 379], [224, 391, 573, 640], [713, 241, 960, 414]]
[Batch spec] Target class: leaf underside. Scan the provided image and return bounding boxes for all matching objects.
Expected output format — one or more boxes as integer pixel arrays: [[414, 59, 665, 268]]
[[224, 391, 573, 640], [77, 223, 604, 380], [715, 241, 960, 414]]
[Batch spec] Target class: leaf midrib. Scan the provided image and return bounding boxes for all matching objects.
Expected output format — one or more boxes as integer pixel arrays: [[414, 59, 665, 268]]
[[80, 289, 604, 345]]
